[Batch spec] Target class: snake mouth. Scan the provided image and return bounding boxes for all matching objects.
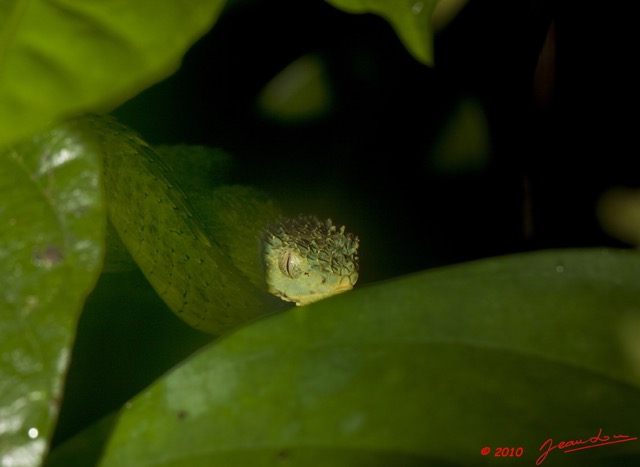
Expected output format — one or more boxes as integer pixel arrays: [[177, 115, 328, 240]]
[[335, 271, 358, 292], [326, 272, 358, 292], [333, 283, 353, 294]]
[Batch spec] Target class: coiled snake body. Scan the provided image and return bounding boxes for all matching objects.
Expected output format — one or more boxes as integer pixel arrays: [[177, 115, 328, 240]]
[[84, 116, 359, 334]]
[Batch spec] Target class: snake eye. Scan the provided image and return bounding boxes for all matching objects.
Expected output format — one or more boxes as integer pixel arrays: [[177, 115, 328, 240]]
[[279, 251, 302, 279]]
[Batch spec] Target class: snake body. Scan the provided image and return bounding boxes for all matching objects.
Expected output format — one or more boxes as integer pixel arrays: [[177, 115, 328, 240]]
[[80, 116, 359, 334]]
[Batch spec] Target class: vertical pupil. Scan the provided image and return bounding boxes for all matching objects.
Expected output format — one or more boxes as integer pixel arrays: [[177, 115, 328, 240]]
[[279, 251, 300, 279], [285, 253, 292, 276], [286, 253, 296, 277]]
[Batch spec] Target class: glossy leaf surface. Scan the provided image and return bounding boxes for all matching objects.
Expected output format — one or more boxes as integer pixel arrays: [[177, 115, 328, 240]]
[[0, 122, 105, 466], [96, 249, 640, 466]]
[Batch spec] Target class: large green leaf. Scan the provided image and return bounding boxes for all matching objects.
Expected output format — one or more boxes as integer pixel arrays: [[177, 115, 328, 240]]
[[0, 122, 105, 466], [326, 0, 438, 65], [94, 248, 640, 466], [0, 0, 226, 147]]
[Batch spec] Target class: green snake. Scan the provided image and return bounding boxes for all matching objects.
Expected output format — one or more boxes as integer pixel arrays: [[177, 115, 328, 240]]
[[81, 115, 359, 334]]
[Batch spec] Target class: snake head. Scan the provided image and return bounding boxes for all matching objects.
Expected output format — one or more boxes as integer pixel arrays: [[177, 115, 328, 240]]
[[262, 216, 359, 305]]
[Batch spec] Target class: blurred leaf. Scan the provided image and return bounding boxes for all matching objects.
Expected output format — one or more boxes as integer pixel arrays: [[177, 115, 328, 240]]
[[0, 0, 226, 147], [0, 122, 105, 466], [326, 0, 438, 65], [96, 248, 640, 466], [431, 0, 469, 31], [429, 96, 491, 174], [597, 187, 640, 246], [257, 54, 333, 123]]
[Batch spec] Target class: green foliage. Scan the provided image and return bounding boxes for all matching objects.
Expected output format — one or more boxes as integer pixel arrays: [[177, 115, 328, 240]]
[[51, 250, 640, 466], [0, 0, 226, 147], [2, 1, 639, 467], [1, 1, 226, 465], [0, 122, 104, 466], [325, 0, 437, 65]]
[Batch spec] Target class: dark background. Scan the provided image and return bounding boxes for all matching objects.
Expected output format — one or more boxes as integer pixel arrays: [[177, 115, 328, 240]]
[[114, 0, 638, 285]]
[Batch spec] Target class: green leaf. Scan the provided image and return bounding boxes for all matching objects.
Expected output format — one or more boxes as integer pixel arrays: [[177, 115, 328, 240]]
[[326, 0, 437, 65], [0, 122, 105, 466], [0, 0, 226, 147], [96, 248, 640, 466], [256, 54, 334, 122], [430, 96, 492, 174]]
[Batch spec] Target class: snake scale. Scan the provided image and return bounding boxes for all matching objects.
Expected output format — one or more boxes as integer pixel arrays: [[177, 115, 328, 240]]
[[80, 115, 359, 334]]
